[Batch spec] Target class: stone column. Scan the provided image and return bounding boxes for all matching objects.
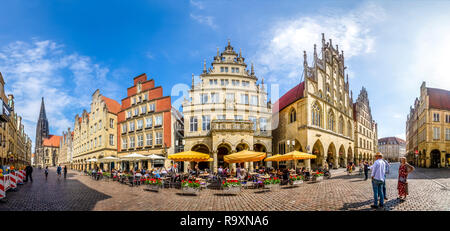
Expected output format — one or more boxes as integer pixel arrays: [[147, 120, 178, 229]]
[[266, 152, 272, 168], [213, 151, 218, 173], [305, 159, 311, 170], [334, 156, 339, 169], [183, 161, 188, 173]]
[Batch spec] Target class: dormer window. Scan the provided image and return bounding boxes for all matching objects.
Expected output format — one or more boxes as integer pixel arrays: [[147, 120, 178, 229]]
[[137, 81, 142, 93]]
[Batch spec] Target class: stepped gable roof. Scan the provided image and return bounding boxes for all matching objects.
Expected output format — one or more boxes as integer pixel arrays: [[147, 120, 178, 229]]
[[427, 87, 450, 111], [102, 96, 121, 114], [273, 82, 305, 113], [43, 135, 62, 147], [378, 137, 405, 145]]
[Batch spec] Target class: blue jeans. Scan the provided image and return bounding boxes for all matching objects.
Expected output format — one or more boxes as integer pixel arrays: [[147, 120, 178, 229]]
[[372, 179, 384, 206]]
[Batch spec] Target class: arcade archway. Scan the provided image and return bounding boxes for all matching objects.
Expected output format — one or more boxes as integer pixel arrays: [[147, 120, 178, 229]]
[[430, 149, 441, 168], [338, 145, 346, 167], [311, 139, 324, 169], [326, 143, 336, 168], [192, 143, 210, 170]]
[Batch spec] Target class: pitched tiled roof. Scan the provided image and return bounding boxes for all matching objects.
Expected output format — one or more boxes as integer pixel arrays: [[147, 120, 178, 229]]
[[378, 137, 405, 145], [428, 87, 450, 111], [43, 135, 62, 147], [273, 82, 305, 113], [102, 96, 121, 114]]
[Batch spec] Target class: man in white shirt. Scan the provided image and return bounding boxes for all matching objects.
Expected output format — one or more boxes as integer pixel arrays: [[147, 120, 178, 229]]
[[368, 152, 386, 209]]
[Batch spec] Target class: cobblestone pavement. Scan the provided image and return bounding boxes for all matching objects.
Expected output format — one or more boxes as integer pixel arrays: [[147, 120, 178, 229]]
[[1, 163, 448, 211]]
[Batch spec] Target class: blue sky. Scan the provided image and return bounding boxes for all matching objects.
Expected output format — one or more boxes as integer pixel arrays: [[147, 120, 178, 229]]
[[1, 0, 450, 150]]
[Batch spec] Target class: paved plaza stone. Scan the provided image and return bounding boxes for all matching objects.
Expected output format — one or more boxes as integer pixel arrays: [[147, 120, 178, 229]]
[[0, 163, 448, 211]]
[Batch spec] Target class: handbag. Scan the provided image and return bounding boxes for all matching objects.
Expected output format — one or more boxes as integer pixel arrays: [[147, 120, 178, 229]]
[[399, 176, 407, 183]]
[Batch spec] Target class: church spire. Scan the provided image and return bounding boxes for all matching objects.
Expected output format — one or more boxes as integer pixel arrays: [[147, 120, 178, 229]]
[[39, 97, 47, 120]]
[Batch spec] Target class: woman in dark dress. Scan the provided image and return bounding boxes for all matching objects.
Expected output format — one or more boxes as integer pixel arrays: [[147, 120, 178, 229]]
[[398, 157, 414, 201]]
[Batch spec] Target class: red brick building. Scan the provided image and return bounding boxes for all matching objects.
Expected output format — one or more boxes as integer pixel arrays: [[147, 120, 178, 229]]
[[117, 73, 175, 170]]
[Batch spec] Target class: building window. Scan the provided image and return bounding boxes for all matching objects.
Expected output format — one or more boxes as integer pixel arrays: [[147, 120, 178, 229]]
[[433, 127, 440, 140], [433, 113, 440, 122], [260, 118, 267, 131], [132, 97, 136, 105], [137, 135, 144, 147], [338, 116, 344, 135], [217, 115, 226, 120], [347, 121, 352, 138], [251, 95, 258, 106], [109, 134, 114, 146], [155, 132, 163, 145], [289, 109, 296, 123], [221, 79, 229, 86], [225, 67, 228, 72], [94, 138, 97, 148], [137, 120, 143, 130], [146, 117, 153, 128], [211, 93, 219, 103], [190, 117, 198, 132], [445, 128, 450, 141], [130, 121, 135, 131], [235, 115, 243, 121], [122, 137, 128, 149], [220, 67, 224, 72], [242, 81, 250, 87], [110, 119, 114, 128], [141, 105, 147, 114], [249, 116, 257, 130], [240, 94, 249, 104], [232, 80, 240, 86], [122, 124, 127, 133], [328, 110, 336, 132], [235, 68, 239, 73], [226, 93, 235, 102], [146, 133, 153, 146], [446, 115, 450, 123], [201, 94, 208, 104], [126, 111, 132, 119], [149, 103, 155, 112], [311, 102, 322, 127], [155, 115, 162, 126], [202, 115, 211, 131], [130, 136, 135, 148], [98, 135, 102, 146], [134, 108, 139, 116], [98, 120, 102, 130]]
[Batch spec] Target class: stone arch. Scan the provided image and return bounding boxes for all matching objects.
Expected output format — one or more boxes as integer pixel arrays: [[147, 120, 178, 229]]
[[192, 143, 211, 169], [326, 142, 337, 168], [253, 143, 267, 152], [311, 139, 325, 169], [235, 142, 250, 152], [293, 139, 304, 152], [338, 144, 346, 167]]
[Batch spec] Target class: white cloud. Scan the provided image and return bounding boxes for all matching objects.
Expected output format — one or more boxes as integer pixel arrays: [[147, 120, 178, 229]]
[[393, 113, 402, 119], [253, 2, 385, 94], [190, 0, 204, 10], [0, 39, 116, 151], [190, 13, 217, 29]]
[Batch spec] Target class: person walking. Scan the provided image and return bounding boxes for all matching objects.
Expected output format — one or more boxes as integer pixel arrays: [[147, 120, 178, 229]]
[[382, 158, 390, 200], [57, 165, 62, 179], [25, 164, 33, 182], [368, 152, 387, 209], [398, 157, 415, 201], [363, 161, 369, 180], [63, 166, 67, 179], [44, 166, 49, 180]]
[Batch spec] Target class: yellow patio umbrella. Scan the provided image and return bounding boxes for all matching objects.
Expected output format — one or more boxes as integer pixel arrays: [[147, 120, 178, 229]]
[[198, 158, 214, 162], [275, 151, 317, 161], [168, 151, 210, 162], [223, 150, 266, 163], [264, 154, 283, 169]]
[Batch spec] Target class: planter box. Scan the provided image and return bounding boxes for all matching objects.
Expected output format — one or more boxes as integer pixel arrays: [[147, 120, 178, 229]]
[[313, 176, 323, 182], [182, 186, 200, 195], [147, 184, 161, 192], [264, 184, 280, 190], [291, 180, 303, 185], [223, 186, 241, 194]]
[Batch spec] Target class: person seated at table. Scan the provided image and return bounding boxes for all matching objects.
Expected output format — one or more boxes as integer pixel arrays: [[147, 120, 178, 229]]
[[135, 170, 142, 177], [161, 167, 168, 177]]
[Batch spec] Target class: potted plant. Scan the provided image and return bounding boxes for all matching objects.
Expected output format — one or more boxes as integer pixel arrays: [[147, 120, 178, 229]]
[[145, 178, 162, 191], [181, 179, 201, 195], [289, 175, 304, 185], [222, 179, 241, 194], [312, 171, 324, 182], [264, 177, 281, 190]]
